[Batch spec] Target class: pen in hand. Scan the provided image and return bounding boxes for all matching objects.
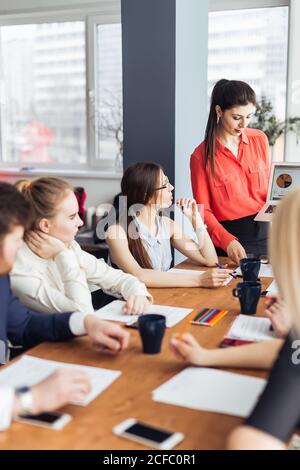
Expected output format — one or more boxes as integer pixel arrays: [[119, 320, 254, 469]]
[[215, 262, 237, 279]]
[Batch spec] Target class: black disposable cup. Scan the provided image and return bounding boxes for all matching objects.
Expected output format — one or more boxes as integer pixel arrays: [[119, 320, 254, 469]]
[[138, 314, 166, 354]]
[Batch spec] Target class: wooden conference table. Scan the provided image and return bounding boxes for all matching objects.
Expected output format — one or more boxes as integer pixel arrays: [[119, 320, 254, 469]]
[[0, 258, 272, 450]]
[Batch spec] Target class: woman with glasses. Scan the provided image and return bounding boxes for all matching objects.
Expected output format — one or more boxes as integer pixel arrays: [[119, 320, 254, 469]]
[[106, 162, 233, 288]]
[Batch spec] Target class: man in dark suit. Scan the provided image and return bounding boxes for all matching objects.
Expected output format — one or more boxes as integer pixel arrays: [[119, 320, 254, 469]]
[[0, 182, 130, 430]]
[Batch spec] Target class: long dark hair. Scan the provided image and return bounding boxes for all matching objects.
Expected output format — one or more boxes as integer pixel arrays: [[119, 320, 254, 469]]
[[120, 162, 163, 269], [204, 79, 256, 174]]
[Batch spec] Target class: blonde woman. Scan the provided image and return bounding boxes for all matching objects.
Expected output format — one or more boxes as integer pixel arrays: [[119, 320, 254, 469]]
[[228, 188, 300, 449], [11, 177, 152, 316], [171, 189, 300, 449]]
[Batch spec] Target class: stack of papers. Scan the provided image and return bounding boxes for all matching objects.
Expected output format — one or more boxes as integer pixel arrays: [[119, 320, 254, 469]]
[[153, 367, 266, 417], [95, 300, 193, 328], [0, 355, 121, 406], [235, 264, 274, 278], [225, 314, 276, 342], [168, 268, 232, 286]]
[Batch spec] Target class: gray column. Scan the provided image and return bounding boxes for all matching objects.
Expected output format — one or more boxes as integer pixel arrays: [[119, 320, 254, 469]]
[[121, 0, 209, 262]]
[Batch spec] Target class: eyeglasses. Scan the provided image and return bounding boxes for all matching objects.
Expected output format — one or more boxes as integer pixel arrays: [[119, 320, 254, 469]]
[[155, 177, 172, 191]]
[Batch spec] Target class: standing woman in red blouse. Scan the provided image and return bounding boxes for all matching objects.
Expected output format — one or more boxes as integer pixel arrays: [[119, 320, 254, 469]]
[[190, 79, 270, 265]]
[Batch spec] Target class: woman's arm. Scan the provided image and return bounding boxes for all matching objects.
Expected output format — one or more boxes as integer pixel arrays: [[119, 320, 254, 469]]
[[11, 264, 94, 315], [227, 426, 286, 450], [106, 225, 230, 288], [228, 335, 299, 450], [170, 333, 283, 370], [72, 240, 152, 302], [167, 204, 218, 266]]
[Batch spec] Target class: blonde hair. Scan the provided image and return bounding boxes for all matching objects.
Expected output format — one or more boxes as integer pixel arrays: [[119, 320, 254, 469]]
[[16, 177, 73, 230], [269, 187, 300, 337]]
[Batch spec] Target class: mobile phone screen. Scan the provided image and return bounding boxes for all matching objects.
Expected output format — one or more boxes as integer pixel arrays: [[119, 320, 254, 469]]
[[19, 412, 62, 424], [125, 422, 172, 443]]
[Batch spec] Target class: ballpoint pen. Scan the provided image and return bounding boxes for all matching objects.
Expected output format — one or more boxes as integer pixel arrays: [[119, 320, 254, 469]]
[[216, 262, 237, 279]]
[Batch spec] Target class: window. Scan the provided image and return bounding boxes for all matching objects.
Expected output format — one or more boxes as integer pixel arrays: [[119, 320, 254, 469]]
[[95, 24, 123, 169], [0, 11, 122, 172], [208, 6, 289, 161]]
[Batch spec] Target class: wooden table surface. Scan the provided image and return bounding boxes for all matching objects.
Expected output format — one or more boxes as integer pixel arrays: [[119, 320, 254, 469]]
[[0, 259, 273, 450]]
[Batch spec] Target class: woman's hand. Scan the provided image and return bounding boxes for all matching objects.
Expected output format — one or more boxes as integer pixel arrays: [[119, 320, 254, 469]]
[[123, 296, 151, 315], [26, 231, 66, 259], [176, 198, 203, 229], [265, 297, 291, 339], [226, 240, 246, 265], [170, 332, 211, 366], [198, 268, 233, 288]]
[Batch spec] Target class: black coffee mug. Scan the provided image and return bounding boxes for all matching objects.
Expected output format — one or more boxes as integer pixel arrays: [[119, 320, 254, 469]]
[[232, 281, 262, 315], [240, 258, 261, 282], [138, 314, 166, 354]]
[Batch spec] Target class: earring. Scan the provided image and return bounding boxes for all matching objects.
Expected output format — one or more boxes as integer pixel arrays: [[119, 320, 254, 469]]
[[217, 115, 220, 125]]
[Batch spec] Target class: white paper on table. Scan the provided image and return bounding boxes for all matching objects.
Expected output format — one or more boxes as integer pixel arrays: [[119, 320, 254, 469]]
[[225, 315, 276, 342], [235, 264, 274, 278], [168, 268, 232, 286], [94, 300, 193, 328], [0, 355, 121, 406], [152, 367, 266, 418], [266, 280, 278, 296]]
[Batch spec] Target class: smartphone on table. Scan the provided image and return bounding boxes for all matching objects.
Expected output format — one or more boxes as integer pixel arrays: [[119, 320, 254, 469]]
[[15, 412, 72, 430], [113, 418, 184, 450]]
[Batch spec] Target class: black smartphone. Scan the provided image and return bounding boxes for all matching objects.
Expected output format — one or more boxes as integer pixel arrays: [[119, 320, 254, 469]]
[[15, 412, 72, 430]]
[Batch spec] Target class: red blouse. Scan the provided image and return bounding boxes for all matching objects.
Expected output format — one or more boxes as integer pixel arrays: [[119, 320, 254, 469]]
[[190, 128, 270, 251]]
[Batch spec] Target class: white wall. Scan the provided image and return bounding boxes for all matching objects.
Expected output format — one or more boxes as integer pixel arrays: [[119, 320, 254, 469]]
[[285, 0, 300, 162], [174, 0, 209, 263]]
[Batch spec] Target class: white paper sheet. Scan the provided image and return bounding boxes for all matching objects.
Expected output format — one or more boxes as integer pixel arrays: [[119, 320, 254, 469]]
[[236, 264, 274, 278], [225, 315, 276, 342], [266, 280, 278, 296], [0, 355, 121, 406], [95, 300, 193, 328], [152, 367, 266, 418], [168, 268, 232, 286]]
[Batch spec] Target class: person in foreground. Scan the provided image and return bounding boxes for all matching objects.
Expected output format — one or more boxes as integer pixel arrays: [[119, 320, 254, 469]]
[[171, 188, 300, 449], [0, 182, 130, 431]]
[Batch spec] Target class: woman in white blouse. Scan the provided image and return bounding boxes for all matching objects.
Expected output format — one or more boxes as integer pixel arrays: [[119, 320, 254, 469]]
[[106, 162, 232, 288], [11, 177, 152, 316]]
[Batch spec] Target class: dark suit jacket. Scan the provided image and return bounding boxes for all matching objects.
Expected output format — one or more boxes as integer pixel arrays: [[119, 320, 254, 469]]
[[0, 275, 74, 364]]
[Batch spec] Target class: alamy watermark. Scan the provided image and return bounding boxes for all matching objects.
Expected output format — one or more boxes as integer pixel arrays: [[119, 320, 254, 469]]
[[291, 339, 300, 365], [95, 196, 205, 246]]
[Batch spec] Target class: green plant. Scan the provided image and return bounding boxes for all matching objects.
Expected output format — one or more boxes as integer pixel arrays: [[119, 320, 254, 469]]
[[249, 96, 300, 146]]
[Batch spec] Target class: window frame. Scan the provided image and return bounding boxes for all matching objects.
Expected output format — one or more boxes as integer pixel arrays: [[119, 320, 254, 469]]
[[0, 3, 122, 173], [209, 0, 289, 12]]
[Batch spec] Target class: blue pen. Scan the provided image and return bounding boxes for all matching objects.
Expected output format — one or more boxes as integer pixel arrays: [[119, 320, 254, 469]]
[[216, 262, 237, 279]]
